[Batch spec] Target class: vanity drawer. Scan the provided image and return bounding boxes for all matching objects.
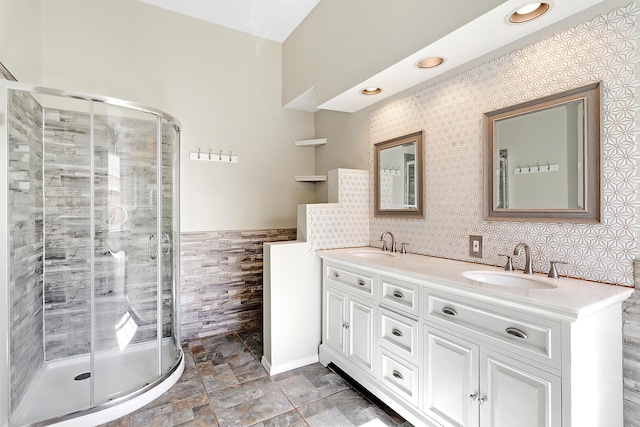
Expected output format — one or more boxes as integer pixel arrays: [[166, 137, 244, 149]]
[[325, 263, 375, 298], [379, 276, 420, 317], [426, 293, 561, 369], [380, 350, 420, 407], [379, 308, 419, 364]]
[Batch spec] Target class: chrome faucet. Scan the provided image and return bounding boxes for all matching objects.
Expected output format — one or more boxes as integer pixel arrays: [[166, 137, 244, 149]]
[[380, 231, 396, 252], [513, 243, 533, 274]]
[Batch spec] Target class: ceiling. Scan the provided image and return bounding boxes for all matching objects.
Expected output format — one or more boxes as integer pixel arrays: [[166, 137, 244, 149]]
[[138, 0, 626, 113], [137, 0, 320, 43], [314, 0, 622, 112]]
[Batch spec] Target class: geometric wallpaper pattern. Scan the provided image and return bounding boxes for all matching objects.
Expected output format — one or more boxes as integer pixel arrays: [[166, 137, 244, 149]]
[[307, 169, 369, 251], [370, 4, 639, 286]]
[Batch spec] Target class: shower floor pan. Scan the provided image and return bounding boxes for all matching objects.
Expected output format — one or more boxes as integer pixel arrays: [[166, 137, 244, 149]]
[[11, 339, 183, 427]]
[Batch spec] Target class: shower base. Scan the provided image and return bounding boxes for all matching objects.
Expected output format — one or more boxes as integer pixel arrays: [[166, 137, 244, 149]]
[[11, 339, 184, 427]]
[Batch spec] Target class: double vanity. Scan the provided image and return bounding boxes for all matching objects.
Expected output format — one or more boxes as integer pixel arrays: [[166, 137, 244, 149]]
[[317, 246, 633, 427]]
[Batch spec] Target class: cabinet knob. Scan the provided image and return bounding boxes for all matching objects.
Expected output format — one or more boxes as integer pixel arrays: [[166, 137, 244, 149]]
[[478, 396, 487, 405], [333, 272, 340, 278], [357, 279, 366, 286], [392, 370, 404, 380], [391, 328, 403, 337], [393, 290, 405, 299], [469, 393, 479, 401], [342, 322, 350, 329], [505, 327, 528, 339], [442, 306, 458, 316]]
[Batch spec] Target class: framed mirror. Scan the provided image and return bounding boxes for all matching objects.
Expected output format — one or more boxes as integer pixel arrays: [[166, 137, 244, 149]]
[[374, 131, 424, 218], [484, 82, 601, 223]]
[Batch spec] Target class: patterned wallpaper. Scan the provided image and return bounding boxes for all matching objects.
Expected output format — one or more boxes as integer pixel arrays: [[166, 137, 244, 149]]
[[306, 169, 369, 251], [370, 4, 639, 286]]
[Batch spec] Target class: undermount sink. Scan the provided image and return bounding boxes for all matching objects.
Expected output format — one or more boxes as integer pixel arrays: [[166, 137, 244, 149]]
[[462, 271, 557, 290], [350, 250, 395, 259]]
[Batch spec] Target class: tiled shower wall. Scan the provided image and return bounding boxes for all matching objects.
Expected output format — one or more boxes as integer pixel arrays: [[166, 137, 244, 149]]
[[7, 90, 45, 414], [368, 5, 640, 424], [180, 228, 297, 341], [43, 108, 175, 360]]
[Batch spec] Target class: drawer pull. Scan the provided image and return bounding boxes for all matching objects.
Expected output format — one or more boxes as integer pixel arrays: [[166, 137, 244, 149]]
[[333, 272, 340, 278], [393, 290, 405, 299], [505, 327, 528, 339], [392, 328, 403, 337], [357, 279, 366, 286], [392, 370, 404, 380], [441, 306, 458, 316]]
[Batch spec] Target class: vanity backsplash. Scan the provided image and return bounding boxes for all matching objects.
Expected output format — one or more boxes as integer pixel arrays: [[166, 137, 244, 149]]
[[369, 4, 638, 286]]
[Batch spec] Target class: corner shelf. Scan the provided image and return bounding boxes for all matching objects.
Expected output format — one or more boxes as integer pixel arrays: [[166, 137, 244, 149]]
[[294, 138, 327, 183], [294, 138, 327, 147], [294, 175, 327, 182]]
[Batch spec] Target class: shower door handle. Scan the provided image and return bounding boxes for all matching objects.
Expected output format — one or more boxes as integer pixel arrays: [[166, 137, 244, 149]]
[[148, 234, 157, 259], [148, 233, 172, 260], [162, 233, 171, 258]]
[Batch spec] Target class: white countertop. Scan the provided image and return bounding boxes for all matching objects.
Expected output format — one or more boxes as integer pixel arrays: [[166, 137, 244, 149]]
[[318, 247, 635, 321]]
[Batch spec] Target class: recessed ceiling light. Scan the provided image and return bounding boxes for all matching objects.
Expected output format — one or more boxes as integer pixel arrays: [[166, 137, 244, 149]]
[[360, 87, 382, 95], [416, 57, 445, 69], [509, 2, 550, 23]]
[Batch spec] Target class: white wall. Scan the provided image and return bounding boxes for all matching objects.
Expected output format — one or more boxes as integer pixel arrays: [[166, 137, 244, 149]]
[[0, 0, 41, 83], [313, 110, 369, 202], [10, 0, 316, 232]]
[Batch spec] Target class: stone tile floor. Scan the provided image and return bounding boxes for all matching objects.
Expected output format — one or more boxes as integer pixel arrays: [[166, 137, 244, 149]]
[[101, 330, 413, 427]]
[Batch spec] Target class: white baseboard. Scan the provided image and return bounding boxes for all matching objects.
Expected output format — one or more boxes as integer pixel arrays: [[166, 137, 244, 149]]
[[261, 354, 319, 376]]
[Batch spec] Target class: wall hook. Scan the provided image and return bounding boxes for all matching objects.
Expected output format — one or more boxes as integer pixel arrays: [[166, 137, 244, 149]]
[[197, 148, 201, 159], [229, 150, 232, 161], [208, 149, 212, 160], [219, 150, 222, 161]]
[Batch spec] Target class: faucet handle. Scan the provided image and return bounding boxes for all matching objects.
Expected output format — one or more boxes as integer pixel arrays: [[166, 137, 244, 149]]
[[379, 239, 388, 251], [498, 253, 514, 271], [548, 260, 567, 279], [400, 243, 409, 254]]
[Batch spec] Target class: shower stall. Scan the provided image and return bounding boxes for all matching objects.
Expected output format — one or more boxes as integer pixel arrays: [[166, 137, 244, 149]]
[[0, 81, 183, 426]]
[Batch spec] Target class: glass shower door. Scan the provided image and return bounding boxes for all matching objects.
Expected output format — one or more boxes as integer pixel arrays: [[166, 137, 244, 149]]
[[161, 119, 181, 372], [92, 103, 160, 404]]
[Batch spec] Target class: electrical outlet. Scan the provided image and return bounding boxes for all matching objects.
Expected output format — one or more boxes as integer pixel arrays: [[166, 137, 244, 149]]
[[469, 235, 483, 258]]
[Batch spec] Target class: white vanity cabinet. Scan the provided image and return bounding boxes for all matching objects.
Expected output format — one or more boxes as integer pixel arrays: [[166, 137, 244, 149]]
[[323, 263, 377, 376], [318, 249, 632, 427], [479, 348, 561, 427], [424, 326, 480, 426], [424, 325, 561, 427], [425, 292, 562, 427]]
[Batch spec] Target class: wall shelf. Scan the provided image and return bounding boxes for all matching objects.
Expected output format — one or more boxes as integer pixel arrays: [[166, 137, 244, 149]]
[[295, 175, 327, 182], [294, 138, 327, 183], [294, 138, 327, 147]]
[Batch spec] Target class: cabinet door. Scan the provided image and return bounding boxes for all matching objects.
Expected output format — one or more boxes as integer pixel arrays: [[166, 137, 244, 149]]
[[424, 327, 480, 427], [480, 349, 561, 427], [347, 295, 375, 374], [324, 286, 347, 355]]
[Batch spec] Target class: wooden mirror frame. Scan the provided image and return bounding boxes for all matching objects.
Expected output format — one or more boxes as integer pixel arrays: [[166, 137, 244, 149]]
[[374, 131, 424, 218], [484, 82, 601, 223]]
